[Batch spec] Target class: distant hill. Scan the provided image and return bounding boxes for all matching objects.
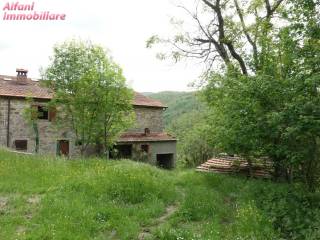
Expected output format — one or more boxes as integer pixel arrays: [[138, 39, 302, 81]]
[[142, 91, 205, 126]]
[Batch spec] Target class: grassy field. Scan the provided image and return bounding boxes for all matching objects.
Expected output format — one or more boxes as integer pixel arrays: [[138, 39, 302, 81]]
[[0, 149, 319, 240]]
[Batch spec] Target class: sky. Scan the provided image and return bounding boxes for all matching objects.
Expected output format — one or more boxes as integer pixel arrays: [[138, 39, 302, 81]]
[[0, 0, 204, 92]]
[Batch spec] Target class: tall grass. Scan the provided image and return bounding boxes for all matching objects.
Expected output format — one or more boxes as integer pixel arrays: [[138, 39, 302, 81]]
[[0, 149, 319, 239]]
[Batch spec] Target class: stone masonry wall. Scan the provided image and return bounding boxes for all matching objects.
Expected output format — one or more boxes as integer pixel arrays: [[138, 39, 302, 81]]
[[0, 97, 8, 147], [128, 106, 165, 133], [0, 98, 169, 158], [0, 97, 78, 156]]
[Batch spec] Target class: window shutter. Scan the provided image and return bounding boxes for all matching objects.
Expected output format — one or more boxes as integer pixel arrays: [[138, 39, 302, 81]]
[[49, 107, 57, 122]]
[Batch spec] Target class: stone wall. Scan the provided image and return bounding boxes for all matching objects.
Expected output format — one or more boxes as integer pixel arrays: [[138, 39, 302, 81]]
[[0, 98, 173, 161], [0, 97, 8, 147], [129, 106, 165, 133], [0, 97, 78, 156]]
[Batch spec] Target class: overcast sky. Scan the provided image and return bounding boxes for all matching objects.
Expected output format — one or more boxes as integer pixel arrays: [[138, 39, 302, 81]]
[[0, 0, 204, 92]]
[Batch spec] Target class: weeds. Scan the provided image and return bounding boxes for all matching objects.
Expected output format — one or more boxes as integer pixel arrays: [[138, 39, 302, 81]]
[[0, 149, 319, 239]]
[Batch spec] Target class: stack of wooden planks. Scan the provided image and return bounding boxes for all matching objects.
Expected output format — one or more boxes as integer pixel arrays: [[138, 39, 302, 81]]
[[196, 156, 273, 178]]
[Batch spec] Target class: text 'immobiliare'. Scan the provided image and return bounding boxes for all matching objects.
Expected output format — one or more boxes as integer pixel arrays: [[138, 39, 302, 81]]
[[2, 2, 66, 21]]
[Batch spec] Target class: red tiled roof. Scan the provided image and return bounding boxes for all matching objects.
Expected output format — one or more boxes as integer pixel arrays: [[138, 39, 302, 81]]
[[133, 92, 166, 108], [118, 132, 176, 142], [0, 76, 165, 108], [0, 76, 53, 99]]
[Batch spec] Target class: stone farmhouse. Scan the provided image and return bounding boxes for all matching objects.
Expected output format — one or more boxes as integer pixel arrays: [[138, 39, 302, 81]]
[[0, 69, 176, 168]]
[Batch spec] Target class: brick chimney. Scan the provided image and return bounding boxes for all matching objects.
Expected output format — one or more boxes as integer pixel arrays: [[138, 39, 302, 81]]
[[16, 68, 28, 85]]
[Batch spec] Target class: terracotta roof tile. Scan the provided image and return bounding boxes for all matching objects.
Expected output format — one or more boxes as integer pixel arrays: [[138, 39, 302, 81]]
[[118, 132, 176, 142], [0, 76, 53, 99], [133, 92, 166, 108], [0, 76, 165, 107]]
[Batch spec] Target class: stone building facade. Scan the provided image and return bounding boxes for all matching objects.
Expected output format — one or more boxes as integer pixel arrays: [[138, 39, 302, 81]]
[[0, 98, 81, 156], [0, 69, 176, 168]]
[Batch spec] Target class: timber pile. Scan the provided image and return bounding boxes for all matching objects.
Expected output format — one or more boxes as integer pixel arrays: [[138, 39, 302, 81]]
[[196, 156, 273, 178]]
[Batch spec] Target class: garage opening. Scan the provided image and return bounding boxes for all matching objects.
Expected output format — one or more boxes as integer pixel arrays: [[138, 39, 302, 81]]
[[156, 154, 174, 169], [111, 144, 132, 159]]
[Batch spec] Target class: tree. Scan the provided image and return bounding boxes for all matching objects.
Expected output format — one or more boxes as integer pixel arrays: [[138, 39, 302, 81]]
[[147, 0, 285, 75], [43, 39, 134, 157], [150, 0, 320, 190], [23, 98, 40, 153], [167, 109, 215, 167], [202, 0, 320, 189]]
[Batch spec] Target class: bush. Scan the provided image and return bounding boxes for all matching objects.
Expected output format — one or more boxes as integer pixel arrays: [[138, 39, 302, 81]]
[[254, 184, 320, 239]]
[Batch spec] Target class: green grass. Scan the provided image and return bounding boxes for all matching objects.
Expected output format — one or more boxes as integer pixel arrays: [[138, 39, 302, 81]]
[[0, 149, 319, 239]]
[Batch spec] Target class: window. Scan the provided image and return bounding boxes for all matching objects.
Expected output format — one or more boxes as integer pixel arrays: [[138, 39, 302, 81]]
[[144, 128, 150, 135], [141, 144, 149, 153], [37, 106, 49, 120], [15, 140, 27, 151]]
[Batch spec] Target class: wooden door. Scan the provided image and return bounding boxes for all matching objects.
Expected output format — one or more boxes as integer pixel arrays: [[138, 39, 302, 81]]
[[58, 140, 69, 156]]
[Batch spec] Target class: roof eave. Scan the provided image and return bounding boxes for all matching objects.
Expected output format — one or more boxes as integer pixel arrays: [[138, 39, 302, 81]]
[[117, 139, 177, 143], [0, 94, 52, 100], [132, 104, 167, 109]]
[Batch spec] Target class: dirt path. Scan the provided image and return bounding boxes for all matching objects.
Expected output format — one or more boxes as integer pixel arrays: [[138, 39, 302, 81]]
[[0, 196, 8, 212], [138, 204, 178, 240], [157, 205, 177, 223]]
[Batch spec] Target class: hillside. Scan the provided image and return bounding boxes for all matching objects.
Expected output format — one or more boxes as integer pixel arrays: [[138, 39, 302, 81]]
[[1, 149, 319, 239], [144, 91, 212, 167], [143, 91, 205, 126]]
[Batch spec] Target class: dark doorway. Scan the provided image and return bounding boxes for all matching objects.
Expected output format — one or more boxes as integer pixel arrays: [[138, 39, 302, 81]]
[[156, 154, 174, 169], [141, 144, 149, 153], [112, 144, 132, 159], [57, 140, 69, 157]]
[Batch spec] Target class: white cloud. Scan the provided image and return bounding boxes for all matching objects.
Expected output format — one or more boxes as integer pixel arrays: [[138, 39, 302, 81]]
[[0, 0, 203, 92]]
